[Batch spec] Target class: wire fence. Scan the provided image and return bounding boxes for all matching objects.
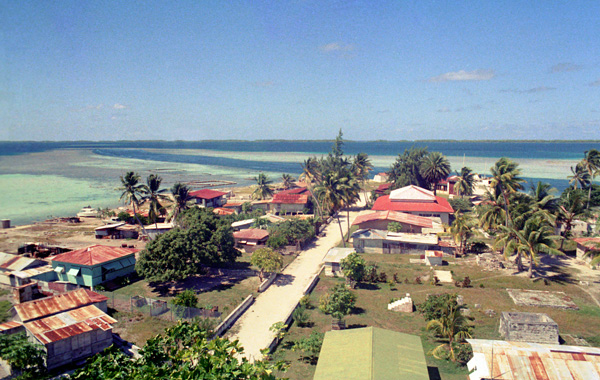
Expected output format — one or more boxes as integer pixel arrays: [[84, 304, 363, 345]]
[[97, 290, 222, 322]]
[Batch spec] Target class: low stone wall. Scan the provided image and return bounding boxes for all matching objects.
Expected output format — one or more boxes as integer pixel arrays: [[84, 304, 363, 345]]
[[258, 273, 277, 293], [213, 295, 254, 337]]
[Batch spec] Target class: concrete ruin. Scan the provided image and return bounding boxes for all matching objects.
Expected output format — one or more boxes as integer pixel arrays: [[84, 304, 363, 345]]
[[499, 312, 559, 345], [506, 289, 579, 310], [387, 293, 413, 313]]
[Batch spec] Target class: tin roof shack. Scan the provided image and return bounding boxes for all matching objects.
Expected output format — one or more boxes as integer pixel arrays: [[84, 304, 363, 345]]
[[313, 327, 429, 380], [51, 245, 138, 288], [351, 229, 452, 255], [233, 229, 269, 252], [499, 312, 559, 345], [467, 339, 600, 380], [270, 192, 309, 216], [351, 210, 443, 234], [0, 253, 56, 287], [144, 222, 174, 240], [94, 223, 139, 240], [189, 189, 228, 208], [11, 289, 114, 370], [323, 248, 355, 277], [573, 237, 600, 265]]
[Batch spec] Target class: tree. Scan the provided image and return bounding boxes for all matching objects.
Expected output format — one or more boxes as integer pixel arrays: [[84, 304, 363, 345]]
[[142, 174, 169, 228], [314, 170, 353, 247], [251, 247, 284, 281], [426, 303, 472, 362], [0, 333, 46, 379], [490, 157, 524, 226], [169, 182, 193, 222], [71, 321, 285, 380], [580, 149, 600, 209], [319, 283, 356, 325], [352, 152, 374, 202], [420, 152, 451, 195], [568, 162, 591, 190], [455, 167, 475, 197], [557, 189, 588, 250], [450, 212, 478, 257], [340, 252, 365, 288], [252, 173, 274, 200], [332, 128, 344, 158], [300, 157, 324, 219], [266, 218, 315, 249], [388, 221, 402, 232], [281, 173, 294, 190], [417, 293, 458, 321], [136, 208, 239, 282], [387, 147, 429, 189], [477, 187, 507, 232], [529, 181, 559, 214], [118, 171, 148, 236]]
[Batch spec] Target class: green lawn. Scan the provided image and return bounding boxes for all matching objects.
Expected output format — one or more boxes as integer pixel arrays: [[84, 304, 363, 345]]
[[109, 310, 176, 346], [271, 252, 600, 380]]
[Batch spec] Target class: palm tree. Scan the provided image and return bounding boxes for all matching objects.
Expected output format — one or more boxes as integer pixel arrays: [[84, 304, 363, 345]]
[[426, 303, 472, 362], [580, 149, 600, 209], [454, 167, 475, 197], [529, 181, 559, 214], [314, 171, 352, 247], [351, 153, 373, 203], [504, 217, 562, 278], [568, 162, 591, 190], [341, 173, 362, 241], [118, 171, 148, 236], [252, 173, 274, 200], [300, 157, 324, 219], [490, 157, 524, 226], [420, 152, 451, 195], [477, 188, 507, 232], [450, 212, 478, 257], [556, 189, 588, 250], [170, 182, 193, 222], [142, 174, 169, 228], [281, 173, 294, 190]]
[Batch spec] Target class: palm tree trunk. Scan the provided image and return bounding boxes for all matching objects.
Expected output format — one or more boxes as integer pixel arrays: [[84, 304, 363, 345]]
[[307, 186, 323, 220], [528, 258, 534, 278], [346, 209, 351, 242], [587, 186, 592, 209], [337, 215, 346, 248], [132, 202, 149, 238]]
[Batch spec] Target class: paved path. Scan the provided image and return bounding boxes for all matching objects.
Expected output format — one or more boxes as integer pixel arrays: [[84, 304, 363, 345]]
[[229, 204, 364, 361]]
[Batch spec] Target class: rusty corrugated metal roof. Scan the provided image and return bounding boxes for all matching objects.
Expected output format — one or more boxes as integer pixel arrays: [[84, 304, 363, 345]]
[[14, 288, 108, 322], [51, 244, 138, 266], [468, 339, 600, 380], [352, 210, 434, 228], [0, 321, 22, 331], [0, 252, 45, 272], [24, 305, 117, 344]]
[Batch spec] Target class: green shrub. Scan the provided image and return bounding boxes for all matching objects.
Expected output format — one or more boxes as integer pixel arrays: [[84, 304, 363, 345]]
[[417, 293, 458, 321]]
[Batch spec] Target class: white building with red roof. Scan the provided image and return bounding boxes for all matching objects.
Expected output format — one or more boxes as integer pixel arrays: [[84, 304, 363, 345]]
[[51, 245, 138, 288], [189, 189, 228, 208], [270, 188, 309, 215], [372, 185, 454, 224]]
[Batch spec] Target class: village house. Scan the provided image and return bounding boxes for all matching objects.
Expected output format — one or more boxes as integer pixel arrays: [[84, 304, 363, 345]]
[[573, 237, 600, 264], [5, 288, 116, 370], [51, 245, 138, 288], [373, 172, 389, 183], [434, 175, 459, 196], [233, 228, 269, 251], [94, 222, 139, 240], [371, 185, 454, 224], [144, 222, 175, 240], [352, 210, 443, 234], [313, 327, 429, 380], [270, 188, 309, 215], [222, 201, 244, 214], [323, 247, 354, 277], [0, 252, 55, 287], [189, 189, 228, 208], [351, 229, 453, 255]]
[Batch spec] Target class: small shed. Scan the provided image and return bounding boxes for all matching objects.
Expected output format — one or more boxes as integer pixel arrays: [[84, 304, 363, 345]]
[[189, 189, 228, 208], [51, 245, 138, 287], [95, 223, 139, 240], [323, 248, 355, 277], [313, 327, 429, 380], [233, 229, 269, 251], [144, 222, 174, 240]]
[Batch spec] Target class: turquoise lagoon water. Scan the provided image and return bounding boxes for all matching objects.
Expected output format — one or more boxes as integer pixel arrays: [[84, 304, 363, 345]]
[[0, 141, 598, 226]]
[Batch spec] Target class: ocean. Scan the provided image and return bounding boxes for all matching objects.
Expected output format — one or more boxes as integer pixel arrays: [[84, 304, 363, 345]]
[[0, 141, 598, 226]]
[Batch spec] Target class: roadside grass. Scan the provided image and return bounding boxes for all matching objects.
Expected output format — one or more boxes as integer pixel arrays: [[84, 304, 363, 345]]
[[272, 251, 600, 380]]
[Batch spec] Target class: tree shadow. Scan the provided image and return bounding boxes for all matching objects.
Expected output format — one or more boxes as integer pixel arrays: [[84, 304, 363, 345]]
[[347, 323, 368, 329], [351, 306, 366, 315], [148, 267, 255, 297], [357, 282, 380, 290], [274, 274, 296, 287]]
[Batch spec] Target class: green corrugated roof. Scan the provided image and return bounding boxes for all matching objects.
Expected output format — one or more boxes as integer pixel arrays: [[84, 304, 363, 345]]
[[313, 327, 429, 380]]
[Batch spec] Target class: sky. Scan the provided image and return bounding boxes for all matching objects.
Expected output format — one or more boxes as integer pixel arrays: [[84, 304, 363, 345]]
[[1, 1, 599, 141]]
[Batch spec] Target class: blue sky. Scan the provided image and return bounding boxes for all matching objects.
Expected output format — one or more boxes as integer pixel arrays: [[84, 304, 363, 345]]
[[1, 1, 599, 141]]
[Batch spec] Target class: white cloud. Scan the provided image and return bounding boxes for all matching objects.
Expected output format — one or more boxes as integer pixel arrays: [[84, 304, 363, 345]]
[[590, 79, 600, 87], [113, 103, 128, 110], [428, 69, 495, 82], [550, 63, 582, 73], [319, 42, 355, 52]]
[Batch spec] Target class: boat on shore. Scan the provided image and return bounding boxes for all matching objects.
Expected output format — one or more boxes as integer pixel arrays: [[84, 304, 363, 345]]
[[76, 206, 97, 218]]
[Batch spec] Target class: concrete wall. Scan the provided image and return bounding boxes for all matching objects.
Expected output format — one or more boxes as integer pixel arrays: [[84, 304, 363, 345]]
[[42, 328, 113, 370], [499, 312, 559, 345], [258, 273, 277, 293], [213, 295, 254, 337]]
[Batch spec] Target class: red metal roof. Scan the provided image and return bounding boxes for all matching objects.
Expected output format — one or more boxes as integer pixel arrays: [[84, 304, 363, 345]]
[[374, 183, 392, 194], [14, 288, 108, 323], [371, 194, 454, 213], [223, 202, 243, 207], [276, 187, 308, 195], [352, 211, 434, 228], [189, 189, 227, 200], [0, 321, 22, 331], [51, 244, 138, 266], [213, 207, 236, 215], [271, 193, 309, 204], [233, 228, 269, 241]]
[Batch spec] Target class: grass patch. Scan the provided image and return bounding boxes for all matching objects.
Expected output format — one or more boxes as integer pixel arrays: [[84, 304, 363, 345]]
[[0, 300, 12, 323], [109, 310, 176, 346]]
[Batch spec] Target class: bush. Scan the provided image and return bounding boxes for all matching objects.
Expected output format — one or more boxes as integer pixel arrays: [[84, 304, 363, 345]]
[[299, 295, 312, 309], [453, 343, 473, 365], [172, 290, 198, 318], [117, 211, 131, 222], [468, 241, 488, 254], [388, 222, 402, 232], [293, 306, 310, 327], [417, 293, 458, 321]]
